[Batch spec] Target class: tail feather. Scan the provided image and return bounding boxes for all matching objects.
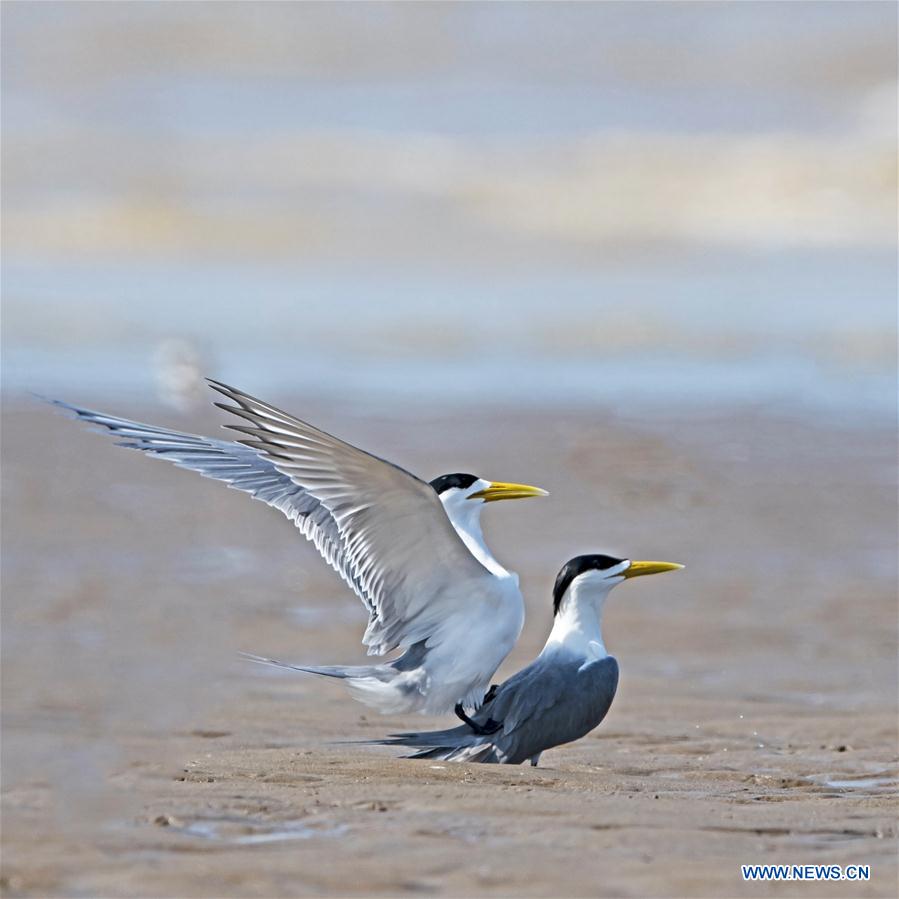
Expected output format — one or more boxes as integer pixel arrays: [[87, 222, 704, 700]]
[[404, 743, 499, 763], [239, 652, 429, 714], [379, 724, 472, 746], [371, 723, 499, 763], [239, 652, 388, 681]]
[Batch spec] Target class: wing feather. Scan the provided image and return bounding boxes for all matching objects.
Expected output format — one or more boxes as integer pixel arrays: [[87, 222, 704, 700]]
[[48, 399, 362, 596], [207, 380, 493, 654], [53, 389, 500, 657]]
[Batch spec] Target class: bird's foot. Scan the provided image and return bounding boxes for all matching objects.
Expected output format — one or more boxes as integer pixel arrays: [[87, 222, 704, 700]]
[[454, 703, 502, 736], [482, 684, 499, 705], [476, 717, 502, 735]]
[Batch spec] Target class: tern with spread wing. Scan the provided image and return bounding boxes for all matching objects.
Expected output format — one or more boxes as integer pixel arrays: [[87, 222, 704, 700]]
[[374, 555, 683, 764], [51, 381, 547, 724]]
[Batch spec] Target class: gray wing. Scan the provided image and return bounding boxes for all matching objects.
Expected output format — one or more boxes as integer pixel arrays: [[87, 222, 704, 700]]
[[479, 654, 620, 763], [377, 655, 620, 764], [49, 399, 355, 592], [207, 380, 495, 655]]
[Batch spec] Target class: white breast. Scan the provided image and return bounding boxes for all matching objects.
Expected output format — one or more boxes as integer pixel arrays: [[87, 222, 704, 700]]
[[421, 572, 525, 713]]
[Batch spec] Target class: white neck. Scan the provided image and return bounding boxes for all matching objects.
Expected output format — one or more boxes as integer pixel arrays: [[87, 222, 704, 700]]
[[542, 575, 614, 661], [441, 494, 509, 578]]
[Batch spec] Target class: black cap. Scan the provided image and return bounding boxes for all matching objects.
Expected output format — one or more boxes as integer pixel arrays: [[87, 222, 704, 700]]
[[429, 473, 479, 495], [552, 554, 626, 614]]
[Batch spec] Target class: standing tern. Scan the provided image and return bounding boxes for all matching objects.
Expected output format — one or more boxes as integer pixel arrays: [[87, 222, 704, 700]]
[[373, 554, 683, 764], [50, 381, 547, 723]]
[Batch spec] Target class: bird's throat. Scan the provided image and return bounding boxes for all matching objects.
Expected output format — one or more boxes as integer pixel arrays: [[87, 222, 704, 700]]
[[543, 584, 609, 661], [450, 509, 509, 578]]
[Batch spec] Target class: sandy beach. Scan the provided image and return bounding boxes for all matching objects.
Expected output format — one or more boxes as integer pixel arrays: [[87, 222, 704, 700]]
[[1, 398, 896, 897]]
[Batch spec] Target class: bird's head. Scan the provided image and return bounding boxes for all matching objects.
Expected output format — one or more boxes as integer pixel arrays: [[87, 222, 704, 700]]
[[553, 554, 684, 615], [429, 473, 548, 530], [430, 472, 547, 511]]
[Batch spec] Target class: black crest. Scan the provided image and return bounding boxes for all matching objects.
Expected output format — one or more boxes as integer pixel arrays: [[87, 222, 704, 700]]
[[552, 554, 626, 614], [429, 472, 479, 495]]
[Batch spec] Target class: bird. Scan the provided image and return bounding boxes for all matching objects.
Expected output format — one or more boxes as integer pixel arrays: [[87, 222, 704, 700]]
[[371, 554, 683, 765], [49, 380, 548, 725]]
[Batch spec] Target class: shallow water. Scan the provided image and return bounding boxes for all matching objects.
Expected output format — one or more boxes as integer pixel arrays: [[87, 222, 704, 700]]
[[171, 817, 348, 846], [817, 775, 898, 793]]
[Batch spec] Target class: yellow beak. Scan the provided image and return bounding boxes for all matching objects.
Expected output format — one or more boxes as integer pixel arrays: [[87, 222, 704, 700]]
[[468, 481, 549, 502], [622, 560, 685, 579]]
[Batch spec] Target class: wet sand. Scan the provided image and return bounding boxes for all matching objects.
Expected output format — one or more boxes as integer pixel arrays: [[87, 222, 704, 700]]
[[2, 398, 897, 897]]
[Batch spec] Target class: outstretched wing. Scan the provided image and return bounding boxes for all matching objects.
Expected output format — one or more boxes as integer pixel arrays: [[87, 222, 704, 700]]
[[48, 399, 352, 586], [208, 380, 494, 655], [51, 389, 496, 657]]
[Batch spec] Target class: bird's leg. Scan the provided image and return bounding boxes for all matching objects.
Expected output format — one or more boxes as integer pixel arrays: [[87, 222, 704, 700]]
[[529, 753, 542, 767], [477, 684, 502, 733], [454, 703, 502, 736]]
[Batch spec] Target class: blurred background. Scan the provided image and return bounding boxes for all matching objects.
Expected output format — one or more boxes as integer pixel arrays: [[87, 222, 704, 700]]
[[2, 3, 897, 896], [2, 1, 895, 416]]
